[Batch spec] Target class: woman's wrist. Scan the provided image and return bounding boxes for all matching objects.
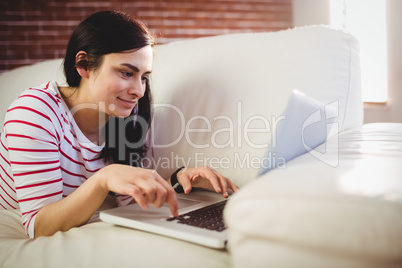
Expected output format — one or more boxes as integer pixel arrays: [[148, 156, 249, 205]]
[[170, 166, 185, 193], [91, 167, 111, 195]]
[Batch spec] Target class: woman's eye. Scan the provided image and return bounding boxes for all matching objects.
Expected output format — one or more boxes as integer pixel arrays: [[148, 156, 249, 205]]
[[141, 76, 149, 83], [121, 71, 133, 78]]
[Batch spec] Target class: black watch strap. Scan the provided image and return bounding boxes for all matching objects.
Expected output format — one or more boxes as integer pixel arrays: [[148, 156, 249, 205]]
[[170, 166, 185, 193]]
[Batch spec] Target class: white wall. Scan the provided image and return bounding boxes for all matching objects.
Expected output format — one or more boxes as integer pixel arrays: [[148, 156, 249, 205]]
[[292, 0, 402, 123], [292, 0, 330, 26]]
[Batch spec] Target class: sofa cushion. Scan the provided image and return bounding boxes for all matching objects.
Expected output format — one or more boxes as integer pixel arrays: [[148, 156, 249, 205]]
[[0, 197, 231, 268], [225, 123, 402, 267]]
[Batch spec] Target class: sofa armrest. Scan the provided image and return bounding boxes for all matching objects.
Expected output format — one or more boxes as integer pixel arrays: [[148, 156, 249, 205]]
[[225, 123, 402, 267]]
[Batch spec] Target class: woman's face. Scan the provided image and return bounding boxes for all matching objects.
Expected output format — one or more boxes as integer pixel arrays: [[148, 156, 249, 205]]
[[85, 45, 153, 118]]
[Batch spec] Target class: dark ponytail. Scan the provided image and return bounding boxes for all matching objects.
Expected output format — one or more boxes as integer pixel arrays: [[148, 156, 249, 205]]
[[63, 10, 155, 166]]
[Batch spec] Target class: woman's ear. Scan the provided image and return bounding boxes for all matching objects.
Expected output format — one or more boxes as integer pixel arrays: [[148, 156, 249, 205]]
[[75, 51, 89, 78]]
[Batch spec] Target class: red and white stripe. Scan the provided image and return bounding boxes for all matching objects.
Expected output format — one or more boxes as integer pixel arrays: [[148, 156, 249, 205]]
[[0, 82, 106, 238]]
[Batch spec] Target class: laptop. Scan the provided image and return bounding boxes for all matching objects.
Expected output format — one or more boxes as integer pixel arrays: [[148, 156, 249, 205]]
[[100, 190, 229, 249], [259, 89, 339, 175]]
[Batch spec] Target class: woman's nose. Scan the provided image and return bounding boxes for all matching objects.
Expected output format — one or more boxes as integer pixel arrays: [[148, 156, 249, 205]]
[[128, 78, 145, 98]]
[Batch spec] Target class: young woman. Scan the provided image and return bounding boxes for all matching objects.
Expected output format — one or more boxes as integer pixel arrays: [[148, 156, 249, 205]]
[[0, 11, 238, 238]]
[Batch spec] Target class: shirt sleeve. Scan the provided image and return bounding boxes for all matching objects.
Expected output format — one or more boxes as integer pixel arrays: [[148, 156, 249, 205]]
[[115, 194, 134, 207], [3, 89, 64, 238]]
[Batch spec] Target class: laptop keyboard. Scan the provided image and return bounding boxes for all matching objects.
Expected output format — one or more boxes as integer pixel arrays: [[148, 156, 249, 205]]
[[166, 200, 227, 232]]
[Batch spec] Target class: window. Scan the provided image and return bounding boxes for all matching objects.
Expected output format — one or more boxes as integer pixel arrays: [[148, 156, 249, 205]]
[[329, 0, 387, 103]]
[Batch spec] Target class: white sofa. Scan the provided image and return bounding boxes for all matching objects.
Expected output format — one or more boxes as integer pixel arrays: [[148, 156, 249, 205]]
[[1, 25, 401, 268]]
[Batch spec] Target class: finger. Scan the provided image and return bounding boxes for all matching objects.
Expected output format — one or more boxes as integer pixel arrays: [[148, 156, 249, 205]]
[[134, 171, 159, 203], [151, 171, 179, 216], [213, 170, 230, 197], [177, 168, 193, 194], [129, 170, 162, 209], [143, 171, 170, 208], [227, 180, 240, 193], [200, 167, 223, 194], [126, 184, 148, 210], [165, 186, 178, 217], [149, 186, 167, 208], [141, 183, 158, 204]]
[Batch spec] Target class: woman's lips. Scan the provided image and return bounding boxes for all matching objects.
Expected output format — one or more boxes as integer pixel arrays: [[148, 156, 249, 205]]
[[117, 97, 136, 107]]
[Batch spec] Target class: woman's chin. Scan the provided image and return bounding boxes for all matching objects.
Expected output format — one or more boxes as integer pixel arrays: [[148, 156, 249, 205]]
[[109, 109, 133, 119]]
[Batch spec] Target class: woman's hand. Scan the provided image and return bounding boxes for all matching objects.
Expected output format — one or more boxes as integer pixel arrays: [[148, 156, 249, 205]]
[[176, 166, 239, 198], [35, 164, 178, 237], [97, 164, 178, 217]]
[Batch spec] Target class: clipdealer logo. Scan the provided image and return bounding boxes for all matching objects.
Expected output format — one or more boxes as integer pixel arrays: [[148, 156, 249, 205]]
[[302, 100, 339, 167], [67, 99, 340, 170]]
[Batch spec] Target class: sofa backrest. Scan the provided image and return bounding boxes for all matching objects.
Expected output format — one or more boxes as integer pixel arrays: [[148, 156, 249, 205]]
[[0, 25, 362, 187], [0, 58, 66, 128], [150, 25, 362, 186]]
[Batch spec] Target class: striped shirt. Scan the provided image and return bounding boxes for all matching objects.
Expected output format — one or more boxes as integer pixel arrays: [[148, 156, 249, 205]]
[[0, 81, 107, 238]]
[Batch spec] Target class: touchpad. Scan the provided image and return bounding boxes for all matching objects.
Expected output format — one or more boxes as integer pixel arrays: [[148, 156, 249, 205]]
[[176, 197, 203, 210]]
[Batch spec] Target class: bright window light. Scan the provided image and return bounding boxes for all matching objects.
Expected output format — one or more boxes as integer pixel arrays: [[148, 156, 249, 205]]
[[330, 0, 388, 103]]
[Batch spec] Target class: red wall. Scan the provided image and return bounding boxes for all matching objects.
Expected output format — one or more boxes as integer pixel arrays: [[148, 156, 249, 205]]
[[0, 0, 292, 73]]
